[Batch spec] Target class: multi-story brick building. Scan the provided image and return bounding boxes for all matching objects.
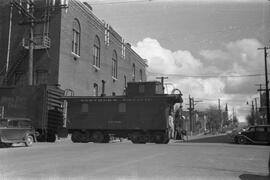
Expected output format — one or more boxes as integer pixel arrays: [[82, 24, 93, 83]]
[[0, 0, 147, 96]]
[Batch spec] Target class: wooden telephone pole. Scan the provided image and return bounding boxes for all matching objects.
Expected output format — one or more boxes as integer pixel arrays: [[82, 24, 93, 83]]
[[258, 46, 270, 125]]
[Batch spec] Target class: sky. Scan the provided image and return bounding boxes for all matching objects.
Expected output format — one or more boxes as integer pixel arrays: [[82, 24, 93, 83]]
[[85, 0, 270, 122]]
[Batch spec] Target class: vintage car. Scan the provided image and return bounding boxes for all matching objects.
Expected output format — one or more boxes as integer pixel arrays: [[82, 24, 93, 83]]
[[234, 125, 270, 145], [0, 117, 37, 147]]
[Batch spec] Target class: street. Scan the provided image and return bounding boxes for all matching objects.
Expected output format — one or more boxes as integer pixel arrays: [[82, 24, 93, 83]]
[[0, 135, 269, 180]]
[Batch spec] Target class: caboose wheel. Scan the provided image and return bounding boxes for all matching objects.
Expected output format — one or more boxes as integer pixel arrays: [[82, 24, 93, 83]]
[[154, 132, 164, 144], [71, 131, 81, 143], [92, 131, 104, 143], [162, 137, 170, 144], [131, 132, 141, 144]]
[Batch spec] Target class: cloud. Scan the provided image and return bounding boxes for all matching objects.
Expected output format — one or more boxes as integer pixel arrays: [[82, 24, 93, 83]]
[[200, 39, 263, 73], [133, 38, 203, 75], [200, 38, 264, 94], [133, 37, 263, 122]]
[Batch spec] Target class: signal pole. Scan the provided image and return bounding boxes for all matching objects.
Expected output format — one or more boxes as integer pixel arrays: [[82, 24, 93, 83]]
[[258, 46, 270, 125]]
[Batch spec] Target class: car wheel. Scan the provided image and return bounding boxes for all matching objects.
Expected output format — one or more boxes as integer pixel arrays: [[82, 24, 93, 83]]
[[237, 136, 246, 144], [25, 135, 34, 147]]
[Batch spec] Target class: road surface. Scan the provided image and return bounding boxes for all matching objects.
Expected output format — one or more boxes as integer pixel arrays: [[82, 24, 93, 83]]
[[0, 135, 269, 180]]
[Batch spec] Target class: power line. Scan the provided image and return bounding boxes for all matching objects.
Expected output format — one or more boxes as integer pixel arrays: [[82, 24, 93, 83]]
[[182, 98, 247, 102], [147, 71, 268, 78], [89, 0, 151, 5]]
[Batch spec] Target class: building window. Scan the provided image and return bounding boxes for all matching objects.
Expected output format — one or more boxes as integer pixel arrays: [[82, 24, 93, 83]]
[[124, 75, 127, 88], [121, 38, 125, 59], [112, 50, 118, 79], [72, 19, 81, 56], [104, 23, 110, 46], [93, 35, 100, 68], [123, 75, 127, 95], [36, 70, 48, 85], [132, 64, 135, 82], [93, 83, 98, 96], [140, 69, 143, 82]]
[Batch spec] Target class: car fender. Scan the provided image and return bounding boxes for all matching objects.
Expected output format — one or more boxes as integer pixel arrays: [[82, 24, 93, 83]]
[[236, 134, 255, 143]]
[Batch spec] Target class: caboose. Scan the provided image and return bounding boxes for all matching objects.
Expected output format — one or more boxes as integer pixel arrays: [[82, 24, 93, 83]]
[[63, 81, 183, 144]]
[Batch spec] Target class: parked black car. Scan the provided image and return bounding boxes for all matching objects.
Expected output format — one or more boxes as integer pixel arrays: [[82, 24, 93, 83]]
[[0, 117, 37, 147], [234, 125, 270, 145]]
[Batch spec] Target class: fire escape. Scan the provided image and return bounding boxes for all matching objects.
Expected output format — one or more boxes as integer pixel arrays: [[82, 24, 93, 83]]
[[1, 0, 68, 86]]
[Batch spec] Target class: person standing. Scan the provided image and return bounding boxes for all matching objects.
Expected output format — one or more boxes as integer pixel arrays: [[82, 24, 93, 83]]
[[168, 113, 174, 139]]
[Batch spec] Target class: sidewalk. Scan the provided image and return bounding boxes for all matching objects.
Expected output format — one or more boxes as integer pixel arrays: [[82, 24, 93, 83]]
[[171, 133, 229, 143]]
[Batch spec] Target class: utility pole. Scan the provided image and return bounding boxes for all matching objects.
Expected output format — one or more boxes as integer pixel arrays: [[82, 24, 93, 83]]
[[187, 96, 202, 134], [189, 95, 193, 134], [9, 0, 37, 86], [5, 3, 13, 77], [256, 84, 263, 107], [156, 76, 168, 92], [192, 98, 202, 132], [28, 0, 34, 85], [7, 1, 68, 86], [218, 98, 222, 130], [258, 46, 270, 125], [251, 100, 255, 125], [255, 98, 258, 125]]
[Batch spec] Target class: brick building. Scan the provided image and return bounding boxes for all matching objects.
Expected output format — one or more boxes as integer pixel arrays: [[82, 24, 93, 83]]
[[0, 0, 147, 96]]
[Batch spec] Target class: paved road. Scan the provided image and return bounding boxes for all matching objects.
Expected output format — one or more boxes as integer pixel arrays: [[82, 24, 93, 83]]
[[0, 135, 269, 180]]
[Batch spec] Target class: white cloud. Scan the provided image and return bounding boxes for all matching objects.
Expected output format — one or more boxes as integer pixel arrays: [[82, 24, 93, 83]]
[[133, 37, 264, 122], [133, 38, 203, 74]]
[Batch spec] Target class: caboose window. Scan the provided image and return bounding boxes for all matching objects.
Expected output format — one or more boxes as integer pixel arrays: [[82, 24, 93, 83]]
[[81, 103, 89, 113], [139, 85, 145, 93], [118, 103, 126, 113]]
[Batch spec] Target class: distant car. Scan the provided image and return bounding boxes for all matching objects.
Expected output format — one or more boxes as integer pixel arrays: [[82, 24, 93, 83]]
[[234, 125, 270, 145], [0, 117, 37, 147]]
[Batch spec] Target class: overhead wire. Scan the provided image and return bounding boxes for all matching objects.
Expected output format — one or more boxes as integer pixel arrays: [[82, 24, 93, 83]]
[[87, 0, 151, 5], [147, 71, 267, 78]]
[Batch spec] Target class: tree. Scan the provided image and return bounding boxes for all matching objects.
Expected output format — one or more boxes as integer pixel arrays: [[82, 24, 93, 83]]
[[205, 106, 221, 133], [246, 114, 255, 126]]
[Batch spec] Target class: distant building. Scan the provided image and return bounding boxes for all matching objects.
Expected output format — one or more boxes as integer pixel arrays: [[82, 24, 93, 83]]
[[0, 0, 147, 96]]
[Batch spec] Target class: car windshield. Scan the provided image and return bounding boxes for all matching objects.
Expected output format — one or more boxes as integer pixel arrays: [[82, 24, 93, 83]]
[[247, 127, 255, 132], [0, 119, 8, 127]]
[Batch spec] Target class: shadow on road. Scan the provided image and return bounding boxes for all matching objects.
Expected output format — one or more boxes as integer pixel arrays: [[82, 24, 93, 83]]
[[239, 174, 270, 180], [187, 135, 233, 144]]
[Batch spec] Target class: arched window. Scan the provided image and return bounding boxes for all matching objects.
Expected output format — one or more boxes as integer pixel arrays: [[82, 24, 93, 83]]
[[93, 83, 98, 96], [132, 64, 135, 82], [124, 75, 127, 88], [123, 75, 127, 95], [112, 50, 117, 78], [72, 19, 80, 56], [140, 69, 143, 82], [93, 35, 100, 68]]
